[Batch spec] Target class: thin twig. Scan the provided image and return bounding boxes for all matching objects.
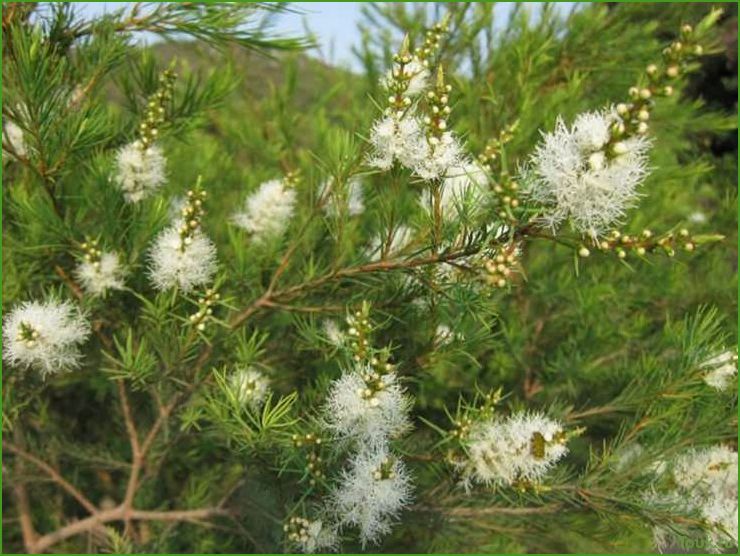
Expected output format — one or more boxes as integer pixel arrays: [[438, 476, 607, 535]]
[[32, 505, 229, 553], [12, 474, 37, 554], [3, 440, 98, 515], [414, 503, 563, 517], [117, 380, 140, 457]]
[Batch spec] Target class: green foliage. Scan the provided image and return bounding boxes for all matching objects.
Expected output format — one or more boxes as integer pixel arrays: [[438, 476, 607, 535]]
[[2, 3, 736, 554]]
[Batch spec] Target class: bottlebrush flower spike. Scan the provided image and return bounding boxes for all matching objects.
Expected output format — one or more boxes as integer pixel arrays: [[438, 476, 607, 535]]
[[527, 108, 650, 238], [114, 141, 167, 203], [75, 239, 125, 296], [229, 366, 270, 411], [323, 363, 412, 447], [2, 300, 90, 377], [231, 177, 297, 242], [148, 186, 217, 292], [329, 444, 413, 547], [461, 411, 570, 488]]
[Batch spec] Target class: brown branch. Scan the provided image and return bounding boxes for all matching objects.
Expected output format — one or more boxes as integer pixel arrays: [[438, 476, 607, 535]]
[[117, 379, 141, 537], [228, 244, 493, 330], [3, 441, 98, 515], [117, 380, 140, 457], [258, 299, 345, 314], [31, 505, 229, 553], [12, 474, 37, 554], [414, 503, 563, 517], [53, 265, 84, 300], [565, 404, 621, 422]]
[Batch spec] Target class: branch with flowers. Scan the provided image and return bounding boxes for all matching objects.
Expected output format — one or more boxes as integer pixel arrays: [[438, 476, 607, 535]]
[[2, 3, 736, 554]]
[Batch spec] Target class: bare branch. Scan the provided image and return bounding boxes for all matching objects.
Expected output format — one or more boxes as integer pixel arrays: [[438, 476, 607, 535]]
[[3, 440, 98, 515]]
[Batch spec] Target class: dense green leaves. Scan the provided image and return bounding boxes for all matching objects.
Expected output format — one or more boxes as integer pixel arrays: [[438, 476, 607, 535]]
[[2, 3, 736, 554]]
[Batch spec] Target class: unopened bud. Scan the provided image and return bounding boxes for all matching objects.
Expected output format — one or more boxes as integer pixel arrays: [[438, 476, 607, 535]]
[[612, 142, 628, 155]]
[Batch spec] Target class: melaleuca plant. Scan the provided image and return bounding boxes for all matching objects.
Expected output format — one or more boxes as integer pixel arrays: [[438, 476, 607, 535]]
[[2, 3, 736, 554]]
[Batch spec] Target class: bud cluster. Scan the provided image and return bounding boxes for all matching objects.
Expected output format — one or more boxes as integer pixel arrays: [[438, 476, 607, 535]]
[[177, 187, 207, 253], [284, 516, 314, 545], [357, 350, 395, 407], [137, 67, 176, 151], [371, 456, 397, 481], [422, 67, 453, 142], [492, 172, 522, 223], [344, 302, 398, 409], [607, 23, 707, 156], [346, 301, 373, 362], [450, 415, 473, 440], [477, 387, 504, 419], [283, 169, 301, 189], [478, 123, 520, 223], [188, 287, 220, 331], [481, 243, 521, 288], [292, 432, 325, 486], [413, 18, 449, 65], [450, 388, 502, 442], [387, 50, 418, 113], [477, 121, 518, 174], [580, 228, 703, 259], [16, 320, 40, 349], [80, 237, 103, 270]]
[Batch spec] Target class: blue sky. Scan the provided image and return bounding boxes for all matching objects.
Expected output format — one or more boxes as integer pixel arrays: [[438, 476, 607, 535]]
[[73, 2, 367, 68], [73, 3, 571, 70]]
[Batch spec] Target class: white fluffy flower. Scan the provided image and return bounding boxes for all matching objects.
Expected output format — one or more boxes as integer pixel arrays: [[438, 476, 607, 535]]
[[613, 443, 644, 472], [322, 320, 345, 347], [689, 211, 708, 224], [2, 120, 27, 158], [2, 300, 90, 377], [420, 162, 490, 221], [113, 141, 167, 203], [319, 177, 364, 217], [329, 445, 413, 547], [463, 412, 568, 488], [148, 224, 217, 292], [167, 195, 187, 220], [670, 445, 738, 548], [435, 324, 454, 346], [231, 179, 296, 242], [528, 109, 650, 237], [411, 132, 465, 181], [324, 366, 411, 446], [285, 516, 338, 554], [572, 110, 612, 151], [701, 349, 737, 391], [75, 252, 126, 296], [672, 445, 737, 493], [367, 225, 414, 259], [367, 114, 423, 171], [229, 367, 270, 410], [383, 58, 430, 97]]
